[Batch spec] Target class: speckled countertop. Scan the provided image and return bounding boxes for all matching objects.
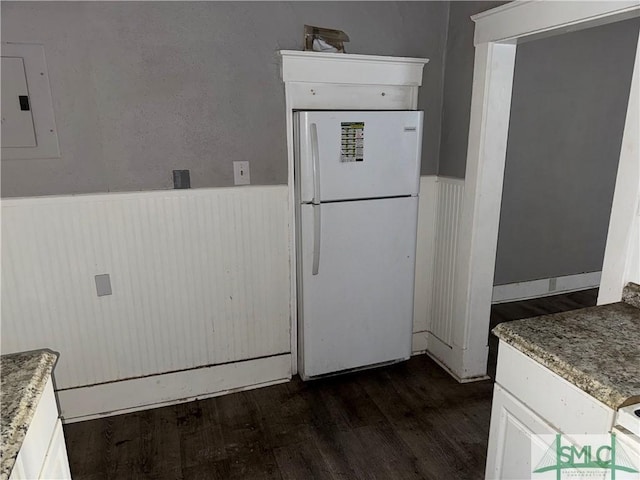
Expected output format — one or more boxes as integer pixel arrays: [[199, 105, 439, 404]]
[[623, 282, 640, 309], [1, 349, 58, 480], [493, 283, 640, 410]]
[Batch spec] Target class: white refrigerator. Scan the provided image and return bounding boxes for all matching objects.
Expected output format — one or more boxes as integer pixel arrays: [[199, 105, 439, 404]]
[[294, 110, 423, 380]]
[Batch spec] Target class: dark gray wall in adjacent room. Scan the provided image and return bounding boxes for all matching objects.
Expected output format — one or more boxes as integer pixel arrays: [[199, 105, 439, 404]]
[[438, 1, 507, 179], [493, 18, 639, 285], [1, 2, 448, 197]]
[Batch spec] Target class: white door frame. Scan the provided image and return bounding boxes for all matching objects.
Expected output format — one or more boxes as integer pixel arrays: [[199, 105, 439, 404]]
[[599, 24, 640, 303], [455, 1, 640, 380]]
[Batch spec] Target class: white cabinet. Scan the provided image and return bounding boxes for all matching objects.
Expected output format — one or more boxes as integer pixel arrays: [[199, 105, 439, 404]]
[[485, 341, 615, 480], [486, 384, 559, 479], [9, 377, 71, 480], [39, 421, 72, 479]]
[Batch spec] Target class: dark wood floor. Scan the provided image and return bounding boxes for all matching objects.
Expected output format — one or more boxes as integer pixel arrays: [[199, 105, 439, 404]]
[[64, 289, 598, 480]]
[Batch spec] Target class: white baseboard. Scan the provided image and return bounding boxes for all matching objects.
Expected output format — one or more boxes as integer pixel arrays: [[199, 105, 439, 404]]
[[58, 354, 291, 423], [491, 271, 601, 304], [423, 332, 489, 383]]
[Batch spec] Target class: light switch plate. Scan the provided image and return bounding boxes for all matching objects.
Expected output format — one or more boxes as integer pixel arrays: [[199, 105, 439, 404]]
[[95, 274, 112, 297], [233, 161, 250, 185]]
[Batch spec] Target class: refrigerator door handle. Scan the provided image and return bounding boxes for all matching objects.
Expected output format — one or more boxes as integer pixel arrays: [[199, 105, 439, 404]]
[[312, 203, 321, 275], [310, 123, 321, 204]]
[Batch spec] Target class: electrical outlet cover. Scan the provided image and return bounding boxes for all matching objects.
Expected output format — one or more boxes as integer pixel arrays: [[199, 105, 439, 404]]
[[233, 161, 250, 185], [95, 274, 112, 296]]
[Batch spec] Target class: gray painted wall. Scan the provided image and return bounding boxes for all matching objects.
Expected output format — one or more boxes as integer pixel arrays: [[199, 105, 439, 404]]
[[1, 1, 448, 197], [494, 18, 639, 285], [439, 1, 506, 179]]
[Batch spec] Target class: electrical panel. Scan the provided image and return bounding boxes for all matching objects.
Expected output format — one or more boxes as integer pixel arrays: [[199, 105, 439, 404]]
[[1, 57, 37, 147], [1, 43, 60, 160]]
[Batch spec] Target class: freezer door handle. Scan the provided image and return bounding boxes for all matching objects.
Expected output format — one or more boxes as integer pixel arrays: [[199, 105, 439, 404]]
[[310, 123, 321, 204], [312, 203, 321, 275], [310, 122, 321, 274]]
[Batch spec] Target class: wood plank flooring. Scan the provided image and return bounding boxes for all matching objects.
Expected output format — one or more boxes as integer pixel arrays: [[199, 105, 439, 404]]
[[64, 289, 598, 480]]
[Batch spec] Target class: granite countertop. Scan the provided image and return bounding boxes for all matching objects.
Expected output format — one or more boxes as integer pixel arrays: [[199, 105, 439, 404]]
[[493, 283, 640, 410], [0, 349, 58, 480]]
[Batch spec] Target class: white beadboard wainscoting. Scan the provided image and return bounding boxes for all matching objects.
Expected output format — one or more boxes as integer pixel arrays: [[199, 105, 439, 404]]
[[412, 176, 438, 353], [2, 177, 467, 419], [1, 186, 292, 421], [412, 176, 465, 361]]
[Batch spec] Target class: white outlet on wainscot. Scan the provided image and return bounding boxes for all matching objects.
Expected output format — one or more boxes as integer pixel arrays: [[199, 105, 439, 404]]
[[233, 161, 250, 185]]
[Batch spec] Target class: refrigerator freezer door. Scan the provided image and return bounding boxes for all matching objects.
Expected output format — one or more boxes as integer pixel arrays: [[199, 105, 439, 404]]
[[296, 111, 422, 203], [298, 196, 418, 379]]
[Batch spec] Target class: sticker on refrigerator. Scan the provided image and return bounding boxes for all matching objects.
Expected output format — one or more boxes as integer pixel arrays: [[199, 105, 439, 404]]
[[340, 122, 364, 163]]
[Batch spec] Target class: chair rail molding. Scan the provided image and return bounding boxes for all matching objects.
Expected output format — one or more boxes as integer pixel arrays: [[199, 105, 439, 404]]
[[278, 50, 428, 374], [450, 1, 640, 381]]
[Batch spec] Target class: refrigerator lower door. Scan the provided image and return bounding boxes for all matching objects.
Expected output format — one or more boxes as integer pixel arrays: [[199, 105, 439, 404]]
[[298, 196, 418, 379]]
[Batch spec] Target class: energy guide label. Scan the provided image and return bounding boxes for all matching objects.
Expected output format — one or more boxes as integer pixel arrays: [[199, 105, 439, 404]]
[[340, 122, 364, 162]]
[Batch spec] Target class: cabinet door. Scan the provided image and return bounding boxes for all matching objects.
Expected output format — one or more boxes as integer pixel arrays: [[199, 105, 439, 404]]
[[39, 419, 72, 479], [9, 378, 58, 480], [8, 456, 26, 480], [485, 384, 559, 480]]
